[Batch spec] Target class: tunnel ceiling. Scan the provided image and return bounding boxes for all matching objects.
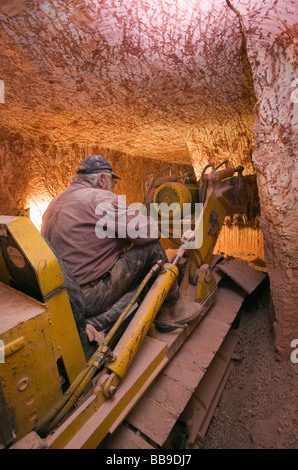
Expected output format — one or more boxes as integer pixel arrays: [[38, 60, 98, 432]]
[[0, 0, 257, 167]]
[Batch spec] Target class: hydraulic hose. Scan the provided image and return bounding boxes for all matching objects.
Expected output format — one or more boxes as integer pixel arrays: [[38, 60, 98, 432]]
[[36, 260, 163, 436]]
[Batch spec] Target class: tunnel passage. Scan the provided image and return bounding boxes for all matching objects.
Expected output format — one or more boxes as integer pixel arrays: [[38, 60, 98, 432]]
[[0, 0, 297, 358]]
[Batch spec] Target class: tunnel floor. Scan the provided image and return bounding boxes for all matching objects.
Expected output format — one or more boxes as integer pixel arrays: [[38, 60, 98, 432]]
[[203, 286, 298, 449]]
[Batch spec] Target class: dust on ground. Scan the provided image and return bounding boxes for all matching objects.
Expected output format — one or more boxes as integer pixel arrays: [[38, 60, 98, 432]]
[[202, 287, 298, 449]]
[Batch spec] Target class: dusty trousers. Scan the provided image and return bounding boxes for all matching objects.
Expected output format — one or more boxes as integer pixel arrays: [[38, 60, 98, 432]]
[[82, 240, 180, 330]]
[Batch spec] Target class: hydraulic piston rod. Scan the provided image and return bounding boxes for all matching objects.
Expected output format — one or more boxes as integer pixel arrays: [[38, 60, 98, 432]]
[[106, 263, 179, 379]]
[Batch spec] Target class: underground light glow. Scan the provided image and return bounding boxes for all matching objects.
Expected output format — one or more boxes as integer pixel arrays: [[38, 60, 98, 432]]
[[27, 197, 51, 231]]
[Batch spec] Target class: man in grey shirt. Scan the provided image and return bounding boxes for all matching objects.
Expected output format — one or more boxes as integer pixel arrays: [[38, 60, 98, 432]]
[[41, 154, 179, 343]]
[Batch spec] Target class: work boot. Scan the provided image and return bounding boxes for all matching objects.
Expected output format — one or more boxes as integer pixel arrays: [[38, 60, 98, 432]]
[[154, 299, 204, 332], [154, 306, 179, 332], [86, 324, 106, 345]]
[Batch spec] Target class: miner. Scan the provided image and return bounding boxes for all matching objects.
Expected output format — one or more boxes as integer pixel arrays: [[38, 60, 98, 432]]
[[41, 154, 180, 343]]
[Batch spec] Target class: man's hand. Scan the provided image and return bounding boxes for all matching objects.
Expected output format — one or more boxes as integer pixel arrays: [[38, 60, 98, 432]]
[[181, 230, 196, 243]]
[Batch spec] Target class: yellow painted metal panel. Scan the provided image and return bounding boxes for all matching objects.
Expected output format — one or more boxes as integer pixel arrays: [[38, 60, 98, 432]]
[[45, 292, 86, 383], [4, 217, 64, 296], [47, 337, 168, 449], [0, 298, 63, 441]]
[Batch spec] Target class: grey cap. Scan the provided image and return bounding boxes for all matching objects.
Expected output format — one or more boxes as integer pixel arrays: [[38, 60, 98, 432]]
[[77, 155, 121, 180]]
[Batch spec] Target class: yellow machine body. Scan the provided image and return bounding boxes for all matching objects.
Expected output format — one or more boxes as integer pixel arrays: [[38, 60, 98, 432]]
[[0, 218, 180, 449], [107, 264, 179, 380], [44, 264, 179, 449], [153, 182, 200, 218], [0, 162, 247, 449], [0, 217, 86, 446]]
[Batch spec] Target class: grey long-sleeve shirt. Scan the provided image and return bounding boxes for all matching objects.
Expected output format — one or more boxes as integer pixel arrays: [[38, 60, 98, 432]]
[[41, 180, 159, 285]]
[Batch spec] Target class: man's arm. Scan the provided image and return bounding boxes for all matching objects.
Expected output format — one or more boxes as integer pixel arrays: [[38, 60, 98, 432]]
[[114, 197, 160, 245]]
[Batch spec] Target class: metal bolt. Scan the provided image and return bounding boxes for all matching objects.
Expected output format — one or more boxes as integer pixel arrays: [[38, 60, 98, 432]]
[[109, 352, 116, 362], [108, 386, 117, 396]]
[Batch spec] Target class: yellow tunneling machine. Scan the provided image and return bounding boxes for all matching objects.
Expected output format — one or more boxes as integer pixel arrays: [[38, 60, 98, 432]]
[[0, 161, 246, 449]]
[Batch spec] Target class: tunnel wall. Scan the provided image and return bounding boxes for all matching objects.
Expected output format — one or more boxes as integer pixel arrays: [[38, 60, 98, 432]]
[[233, 0, 298, 358], [0, 132, 193, 217], [0, 132, 263, 269]]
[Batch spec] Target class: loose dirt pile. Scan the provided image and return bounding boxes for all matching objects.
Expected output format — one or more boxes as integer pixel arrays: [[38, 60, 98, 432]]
[[202, 287, 298, 449]]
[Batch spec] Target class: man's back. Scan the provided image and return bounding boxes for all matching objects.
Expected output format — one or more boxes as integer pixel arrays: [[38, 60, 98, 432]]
[[41, 179, 127, 285], [41, 179, 159, 285]]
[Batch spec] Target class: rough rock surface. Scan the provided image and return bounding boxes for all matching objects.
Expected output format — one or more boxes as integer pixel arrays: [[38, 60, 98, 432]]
[[232, 0, 298, 358], [0, 0, 255, 169], [0, 0, 297, 358], [203, 288, 298, 449], [0, 132, 192, 215]]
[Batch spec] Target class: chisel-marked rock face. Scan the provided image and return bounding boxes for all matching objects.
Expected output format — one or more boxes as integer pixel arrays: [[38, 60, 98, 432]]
[[0, 0, 255, 168], [231, 0, 298, 358], [0, 0, 297, 357]]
